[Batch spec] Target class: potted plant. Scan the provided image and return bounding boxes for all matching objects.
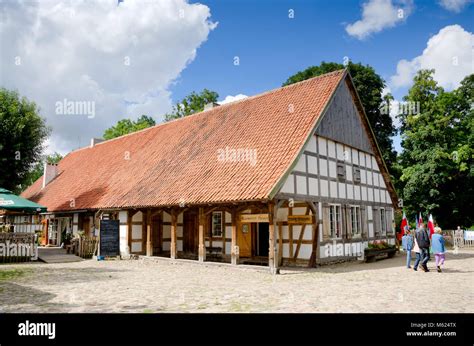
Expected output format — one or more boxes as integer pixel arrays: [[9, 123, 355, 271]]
[[365, 240, 397, 262]]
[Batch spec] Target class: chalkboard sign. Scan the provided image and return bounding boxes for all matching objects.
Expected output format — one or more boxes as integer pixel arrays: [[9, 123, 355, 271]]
[[99, 219, 120, 257]]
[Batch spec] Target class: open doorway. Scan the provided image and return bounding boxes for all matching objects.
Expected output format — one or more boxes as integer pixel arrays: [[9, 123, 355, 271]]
[[256, 222, 269, 257]]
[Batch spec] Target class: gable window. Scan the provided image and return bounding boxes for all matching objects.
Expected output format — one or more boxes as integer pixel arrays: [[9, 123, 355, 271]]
[[353, 167, 361, 183], [329, 204, 342, 238], [350, 206, 361, 237], [380, 208, 387, 235], [211, 212, 223, 237], [337, 163, 345, 180]]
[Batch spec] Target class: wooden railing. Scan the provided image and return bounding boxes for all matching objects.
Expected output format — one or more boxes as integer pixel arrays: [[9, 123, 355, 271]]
[[71, 236, 98, 259]]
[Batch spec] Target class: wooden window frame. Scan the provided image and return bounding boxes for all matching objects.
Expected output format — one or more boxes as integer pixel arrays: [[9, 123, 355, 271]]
[[329, 204, 342, 239], [211, 211, 223, 237], [380, 208, 387, 235], [350, 206, 362, 238]]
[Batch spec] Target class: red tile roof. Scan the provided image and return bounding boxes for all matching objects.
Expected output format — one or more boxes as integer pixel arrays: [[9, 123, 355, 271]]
[[22, 70, 346, 211]]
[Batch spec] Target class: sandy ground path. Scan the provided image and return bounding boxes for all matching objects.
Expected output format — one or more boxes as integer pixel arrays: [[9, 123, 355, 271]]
[[0, 249, 473, 313]]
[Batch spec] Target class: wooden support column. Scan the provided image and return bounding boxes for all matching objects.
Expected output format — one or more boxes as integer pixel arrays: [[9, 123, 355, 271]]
[[268, 202, 276, 274], [198, 207, 206, 262], [231, 208, 239, 265], [170, 210, 177, 259], [308, 202, 320, 268], [269, 200, 284, 274], [146, 210, 152, 257]]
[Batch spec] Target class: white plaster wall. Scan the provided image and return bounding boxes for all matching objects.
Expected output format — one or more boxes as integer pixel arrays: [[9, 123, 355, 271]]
[[281, 174, 295, 194], [308, 156, 317, 174], [132, 225, 142, 239], [133, 211, 142, 222], [296, 175, 307, 195]]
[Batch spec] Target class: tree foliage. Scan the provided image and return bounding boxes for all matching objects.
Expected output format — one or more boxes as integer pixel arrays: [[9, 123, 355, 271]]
[[103, 115, 156, 140], [0, 88, 50, 193], [164, 89, 219, 122], [283, 61, 397, 173], [398, 70, 473, 228]]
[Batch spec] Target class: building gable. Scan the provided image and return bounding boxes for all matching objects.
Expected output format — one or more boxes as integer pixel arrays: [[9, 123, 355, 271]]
[[315, 81, 373, 154]]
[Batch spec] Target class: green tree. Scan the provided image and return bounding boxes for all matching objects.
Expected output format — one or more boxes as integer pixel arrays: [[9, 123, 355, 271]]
[[164, 89, 219, 122], [283, 61, 397, 173], [398, 70, 473, 228], [0, 88, 50, 192], [103, 115, 156, 140], [20, 152, 63, 191]]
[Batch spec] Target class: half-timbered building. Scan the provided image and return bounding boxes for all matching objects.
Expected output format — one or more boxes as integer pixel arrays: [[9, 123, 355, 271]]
[[21, 69, 398, 271]]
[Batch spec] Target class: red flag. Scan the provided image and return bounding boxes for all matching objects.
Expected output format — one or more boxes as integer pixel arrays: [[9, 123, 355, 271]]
[[428, 214, 435, 238], [399, 211, 408, 240], [419, 213, 423, 226]]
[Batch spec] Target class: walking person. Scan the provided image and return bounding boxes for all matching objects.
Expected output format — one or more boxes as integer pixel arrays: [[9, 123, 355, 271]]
[[414, 222, 430, 272], [401, 227, 414, 269], [431, 227, 446, 272]]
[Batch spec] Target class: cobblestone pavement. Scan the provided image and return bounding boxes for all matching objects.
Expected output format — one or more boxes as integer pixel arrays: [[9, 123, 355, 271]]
[[0, 249, 473, 313]]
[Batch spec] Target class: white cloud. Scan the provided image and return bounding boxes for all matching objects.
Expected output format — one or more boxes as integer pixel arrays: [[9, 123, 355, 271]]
[[438, 0, 472, 12], [390, 25, 474, 90], [345, 0, 413, 40], [218, 94, 248, 105], [0, 0, 217, 154]]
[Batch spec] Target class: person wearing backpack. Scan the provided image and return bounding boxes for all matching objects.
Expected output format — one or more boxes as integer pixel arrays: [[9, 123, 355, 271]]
[[414, 223, 430, 272]]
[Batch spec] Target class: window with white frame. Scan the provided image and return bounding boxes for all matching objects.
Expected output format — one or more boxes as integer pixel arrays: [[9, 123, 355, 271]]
[[211, 212, 223, 237], [329, 204, 342, 238], [380, 208, 386, 234], [350, 206, 361, 237]]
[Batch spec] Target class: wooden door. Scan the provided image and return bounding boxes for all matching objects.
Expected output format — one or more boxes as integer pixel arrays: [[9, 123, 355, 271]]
[[83, 217, 91, 237], [183, 211, 198, 253], [238, 223, 252, 257]]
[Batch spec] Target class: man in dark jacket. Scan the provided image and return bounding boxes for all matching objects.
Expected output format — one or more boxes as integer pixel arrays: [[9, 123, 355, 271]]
[[414, 223, 430, 272]]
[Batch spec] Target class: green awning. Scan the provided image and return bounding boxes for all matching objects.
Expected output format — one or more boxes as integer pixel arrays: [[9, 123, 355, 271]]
[[0, 188, 47, 213]]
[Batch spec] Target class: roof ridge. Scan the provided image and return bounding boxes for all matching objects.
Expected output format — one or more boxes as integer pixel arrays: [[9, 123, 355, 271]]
[[69, 69, 347, 152]]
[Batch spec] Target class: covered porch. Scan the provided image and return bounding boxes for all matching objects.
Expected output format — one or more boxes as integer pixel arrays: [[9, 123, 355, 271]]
[[113, 199, 320, 273]]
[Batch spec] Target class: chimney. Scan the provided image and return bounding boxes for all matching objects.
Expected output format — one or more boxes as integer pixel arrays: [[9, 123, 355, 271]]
[[204, 102, 219, 111], [90, 138, 104, 148], [42, 163, 58, 189]]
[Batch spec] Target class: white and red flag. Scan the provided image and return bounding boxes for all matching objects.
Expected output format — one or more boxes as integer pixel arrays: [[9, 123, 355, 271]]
[[428, 214, 435, 238], [399, 211, 408, 240]]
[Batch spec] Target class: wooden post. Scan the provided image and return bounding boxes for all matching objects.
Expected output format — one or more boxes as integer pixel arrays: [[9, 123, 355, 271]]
[[146, 210, 152, 257], [308, 202, 320, 268], [170, 210, 177, 260], [231, 209, 239, 265], [268, 202, 276, 274], [278, 222, 283, 266], [198, 207, 206, 262]]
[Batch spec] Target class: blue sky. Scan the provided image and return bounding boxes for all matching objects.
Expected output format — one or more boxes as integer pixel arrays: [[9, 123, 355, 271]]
[[169, 0, 474, 151], [2, 0, 472, 154]]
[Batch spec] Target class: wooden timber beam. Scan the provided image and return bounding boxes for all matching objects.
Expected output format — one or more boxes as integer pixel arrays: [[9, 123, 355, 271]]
[[198, 207, 206, 262], [269, 199, 284, 274], [308, 201, 320, 268], [293, 207, 311, 262], [146, 209, 152, 257], [231, 207, 239, 265], [170, 209, 178, 260]]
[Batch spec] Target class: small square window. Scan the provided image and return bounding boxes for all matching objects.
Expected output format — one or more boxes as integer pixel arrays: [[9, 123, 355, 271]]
[[337, 163, 345, 180], [353, 167, 361, 183]]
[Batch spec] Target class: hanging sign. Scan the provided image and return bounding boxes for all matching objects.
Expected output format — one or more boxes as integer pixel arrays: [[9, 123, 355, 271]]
[[240, 214, 269, 223], [288, 215, 313, 225]]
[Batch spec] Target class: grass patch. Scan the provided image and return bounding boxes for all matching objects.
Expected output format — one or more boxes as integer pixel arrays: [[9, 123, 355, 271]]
[[0, 269, 29, 281]]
